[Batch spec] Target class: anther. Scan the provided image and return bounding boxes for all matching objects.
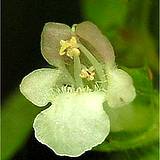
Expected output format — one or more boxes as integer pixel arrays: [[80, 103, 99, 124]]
[[59, 36, 80, 58], [80, 66, 95, 81]]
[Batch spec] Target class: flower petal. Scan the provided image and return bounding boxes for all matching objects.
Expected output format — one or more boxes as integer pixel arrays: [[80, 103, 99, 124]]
[[41, 22, 72, 67], [76, 21, 115, 65], [106, 69, 136, 107], [20, 68, 61, 106], [33, 91, 110, 157]]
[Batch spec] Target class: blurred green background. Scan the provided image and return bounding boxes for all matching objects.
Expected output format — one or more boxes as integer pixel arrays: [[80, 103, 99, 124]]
[[1, 0, 159, 159]]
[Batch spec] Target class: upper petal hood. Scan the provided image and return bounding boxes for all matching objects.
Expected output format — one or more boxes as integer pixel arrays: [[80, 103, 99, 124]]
[[76, 21, 115, 66], [41, 22, 72, 67]]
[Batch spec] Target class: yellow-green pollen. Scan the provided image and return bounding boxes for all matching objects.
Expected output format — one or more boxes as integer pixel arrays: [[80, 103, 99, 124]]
[[59, 36, 80, 58], [80, 66, 95, 81]]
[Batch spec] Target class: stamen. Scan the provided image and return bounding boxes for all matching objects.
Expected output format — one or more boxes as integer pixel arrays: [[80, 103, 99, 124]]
[[78, 43, 106, 84], [80, 66, 95, 81], [59, 36, 80, 58], [67, 48, 80, 59]]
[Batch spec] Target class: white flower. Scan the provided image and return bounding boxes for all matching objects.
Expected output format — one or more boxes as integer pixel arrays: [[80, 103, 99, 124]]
[[20, 68, 110, 157], [20, 21, 136, 157]]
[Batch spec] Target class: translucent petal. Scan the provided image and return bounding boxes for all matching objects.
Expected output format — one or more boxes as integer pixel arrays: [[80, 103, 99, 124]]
[[41, 22, 72, 67], [33, 91, 110, 157], [106, 69, 136, 108], [20, 68, 61, 107], [76, 21, 115, 65]]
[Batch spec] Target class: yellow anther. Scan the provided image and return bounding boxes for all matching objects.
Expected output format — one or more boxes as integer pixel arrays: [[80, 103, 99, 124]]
[[59, 36, 80, 58], [80, 66, 95, 81], [67, 48, 80, 58]]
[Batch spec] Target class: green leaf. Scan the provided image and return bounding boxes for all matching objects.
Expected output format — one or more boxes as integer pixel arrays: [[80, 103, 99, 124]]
[[122, 67, 153, 94], [116, 30, 158, 72], [81, 0, 128, 37], [1, 90, 42, 160], [107, 143, 159, 160], [81, 0, 158, 72]]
